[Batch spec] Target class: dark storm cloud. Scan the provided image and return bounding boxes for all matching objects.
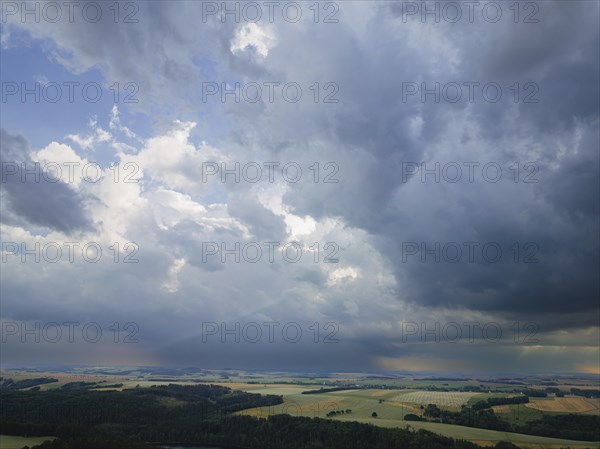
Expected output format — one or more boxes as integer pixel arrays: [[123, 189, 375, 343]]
[[382, 159, 599, 321], [0, 129, 93, 233], [231, 1, 600, 324], [2, 0, 598, 371], [157, 328, 372, 371]]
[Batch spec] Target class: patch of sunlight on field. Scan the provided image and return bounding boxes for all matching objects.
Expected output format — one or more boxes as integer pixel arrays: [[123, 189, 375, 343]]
[[492, 404, 512, 413], [385, 400, 422, 414], [491, 403, 543, 425], [0, 435, 55, 449], [239, 389, 376, 419], [527, 396, 600, 414], [328, 389, 400, 401], [240, 395, 355, 419], [210, 382, 322, 396], [365, 389, 399, 398], [241, 389, 484, 421], [390, 390, 482, 408], [240, 388, 432, 422]]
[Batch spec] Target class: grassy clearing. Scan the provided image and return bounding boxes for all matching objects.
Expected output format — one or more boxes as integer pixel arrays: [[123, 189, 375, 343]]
[[493, 403, 544, 425], [0, 434, 55, 449]]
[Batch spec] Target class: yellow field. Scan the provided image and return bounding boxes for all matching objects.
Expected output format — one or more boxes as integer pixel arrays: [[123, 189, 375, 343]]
[[0, 434, 55, 449], [531, 384, 600, 391], [526, 396, 600, 415], [209, 382, 322, 396], [491, 404, 512, 414], [391, 390, 481, 409], [370, 389, 398, 397]]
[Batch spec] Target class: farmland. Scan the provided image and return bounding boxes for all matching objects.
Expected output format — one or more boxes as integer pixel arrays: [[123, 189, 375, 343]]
[[492, 403, 544, 425], [0, 435, 55, 449], [526, 396, 600, 414], [391, 390, 482, 409], [2, 368, 599, 448], [235, 385, 600, 447]]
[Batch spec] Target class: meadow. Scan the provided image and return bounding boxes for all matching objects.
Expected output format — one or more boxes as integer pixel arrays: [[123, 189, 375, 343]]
[[235, 385, 600, 448], [0, 435, 55, 449]]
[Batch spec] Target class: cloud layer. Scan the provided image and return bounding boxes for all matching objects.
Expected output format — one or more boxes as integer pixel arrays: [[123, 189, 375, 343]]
[[1, 0, 598, 372]]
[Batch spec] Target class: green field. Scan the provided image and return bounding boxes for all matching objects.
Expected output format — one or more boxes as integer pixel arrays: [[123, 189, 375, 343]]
[[493, 403, 545, 425], [391, 390, 482, 409], [334, 417, 600, 448], [467, 393, 514, 406], [238, 386, 600, 448], [239, 387, 506, 419], [0, 434, 55, 449]]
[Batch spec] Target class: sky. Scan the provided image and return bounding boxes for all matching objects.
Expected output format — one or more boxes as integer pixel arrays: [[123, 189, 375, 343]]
[[0, 0, 599, 374]]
